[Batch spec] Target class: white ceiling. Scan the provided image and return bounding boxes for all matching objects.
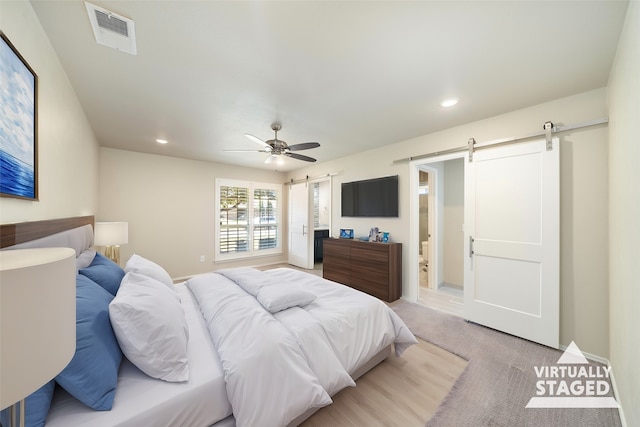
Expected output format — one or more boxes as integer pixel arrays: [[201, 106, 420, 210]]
[[31, 0, 628, 172]]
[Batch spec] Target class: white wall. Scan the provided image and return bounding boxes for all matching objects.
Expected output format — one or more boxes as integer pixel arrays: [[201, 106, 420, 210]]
[[98, 147, 287, 278], [287, 88, 610, 358], [0, 0, 99, 224], [607, 2, 640, 425]]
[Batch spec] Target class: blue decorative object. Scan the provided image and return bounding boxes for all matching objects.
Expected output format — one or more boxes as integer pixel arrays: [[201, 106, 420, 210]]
[[339, 228, 354, 239]]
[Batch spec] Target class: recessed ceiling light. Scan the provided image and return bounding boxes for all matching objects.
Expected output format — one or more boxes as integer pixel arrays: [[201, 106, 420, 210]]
[[156, 139, 168, 144], [441, 98, 459, 108]]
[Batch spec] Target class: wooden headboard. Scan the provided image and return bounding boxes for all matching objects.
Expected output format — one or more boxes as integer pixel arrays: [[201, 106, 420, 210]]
[[0, 215, 95, 249]]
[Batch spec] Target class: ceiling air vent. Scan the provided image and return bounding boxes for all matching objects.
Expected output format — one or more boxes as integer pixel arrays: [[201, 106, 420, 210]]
[[85, 2, 137, 55]]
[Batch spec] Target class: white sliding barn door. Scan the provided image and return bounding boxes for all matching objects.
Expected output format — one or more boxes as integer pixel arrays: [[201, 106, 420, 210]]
[[464, 138, 559, 348], [288, 182, 313, 269]]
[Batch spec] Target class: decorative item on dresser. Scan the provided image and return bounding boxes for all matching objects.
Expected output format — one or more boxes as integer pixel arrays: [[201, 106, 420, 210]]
[[322, 238, 402, 302]]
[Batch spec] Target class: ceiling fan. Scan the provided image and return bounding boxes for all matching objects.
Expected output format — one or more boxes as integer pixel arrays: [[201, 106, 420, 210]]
[[225, 123, 320, 164]]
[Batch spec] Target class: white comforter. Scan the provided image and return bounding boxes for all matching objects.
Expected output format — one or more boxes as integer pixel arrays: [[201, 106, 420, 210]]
[[187, 267, 416, 427]]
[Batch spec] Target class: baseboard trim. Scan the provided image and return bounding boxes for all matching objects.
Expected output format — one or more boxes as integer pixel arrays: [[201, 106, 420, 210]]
[[438, 282, 463, 291], [558, 345, 627, 427], [558, 344, 608, 365]]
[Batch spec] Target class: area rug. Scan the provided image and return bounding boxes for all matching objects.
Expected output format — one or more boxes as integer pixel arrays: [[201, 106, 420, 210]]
[[391, 300, 622, 427]]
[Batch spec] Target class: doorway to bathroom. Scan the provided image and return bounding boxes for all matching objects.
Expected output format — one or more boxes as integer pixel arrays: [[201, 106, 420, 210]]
[[412, 155, 464, 317]]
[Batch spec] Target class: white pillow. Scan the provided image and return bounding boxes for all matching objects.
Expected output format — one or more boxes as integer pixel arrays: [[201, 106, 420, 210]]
[[124, 254, 174, 290], [257, 285, 316, 313], [109, 272, 190, 382]]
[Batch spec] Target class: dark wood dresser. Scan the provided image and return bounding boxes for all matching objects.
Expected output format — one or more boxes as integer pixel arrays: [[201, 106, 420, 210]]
[[322, 238, 402, 302]]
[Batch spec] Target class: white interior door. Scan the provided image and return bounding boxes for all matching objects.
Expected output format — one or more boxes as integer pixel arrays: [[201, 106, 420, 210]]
[[464, 137, 559, 348], [288, 182, 313, 269]]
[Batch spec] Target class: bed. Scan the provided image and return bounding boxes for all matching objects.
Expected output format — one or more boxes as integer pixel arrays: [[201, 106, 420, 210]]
[[0, 216, 417, 427]]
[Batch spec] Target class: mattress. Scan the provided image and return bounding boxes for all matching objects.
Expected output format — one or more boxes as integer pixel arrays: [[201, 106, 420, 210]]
[[45, 283, 232, 427]]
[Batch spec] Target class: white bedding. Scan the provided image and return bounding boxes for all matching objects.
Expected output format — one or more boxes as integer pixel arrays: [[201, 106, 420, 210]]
[[45, 265, 416, 427], [244, 268, 416, 369], [45, 283, 232, 427], [263, 268, 416, 366], [188, 271, 335, 427], [187, 267, 417, 427]]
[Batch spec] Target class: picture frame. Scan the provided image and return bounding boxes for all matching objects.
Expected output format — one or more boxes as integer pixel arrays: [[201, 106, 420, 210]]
[[0, 31, 38, 200], [339, 228, 354, 239]]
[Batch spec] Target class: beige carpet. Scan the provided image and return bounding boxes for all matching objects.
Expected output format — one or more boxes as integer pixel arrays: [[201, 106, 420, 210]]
[[391, 300, 622, 427]]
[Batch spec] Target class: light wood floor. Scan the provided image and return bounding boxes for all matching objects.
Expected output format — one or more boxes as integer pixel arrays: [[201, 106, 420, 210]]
[[302, 339, 467, 427], [418, 285, 464, 317]]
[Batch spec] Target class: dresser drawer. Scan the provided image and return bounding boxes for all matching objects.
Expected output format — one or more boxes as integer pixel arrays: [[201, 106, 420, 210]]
[[321, 238, 401, 302]]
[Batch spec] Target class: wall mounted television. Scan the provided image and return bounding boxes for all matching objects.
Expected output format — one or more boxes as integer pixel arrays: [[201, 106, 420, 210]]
[[341, 175, 399, 217]]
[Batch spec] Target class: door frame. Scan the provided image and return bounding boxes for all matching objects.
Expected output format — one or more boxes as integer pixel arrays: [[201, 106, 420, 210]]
[[287, 176, 332, 269], [409, 151, 467, 302]]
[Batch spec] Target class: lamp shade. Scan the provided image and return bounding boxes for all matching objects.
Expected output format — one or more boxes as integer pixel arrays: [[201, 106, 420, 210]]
[[0, 247, 76, 410], [94, 222, 128, 246]]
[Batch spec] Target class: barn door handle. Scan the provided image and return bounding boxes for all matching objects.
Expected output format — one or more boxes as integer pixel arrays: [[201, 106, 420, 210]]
[[302, 225, 306, 235], [469, 236, 475, 258]]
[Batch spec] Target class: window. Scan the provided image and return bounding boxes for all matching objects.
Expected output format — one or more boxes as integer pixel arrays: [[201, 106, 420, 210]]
[[215, 179, 282, 260]]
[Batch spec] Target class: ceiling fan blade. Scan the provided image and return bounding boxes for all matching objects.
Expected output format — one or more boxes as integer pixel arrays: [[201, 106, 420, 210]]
[[223, 149, 267, 153], [245, 133, 270, 148], [285, 152, 316, 162], [287, 142, 320, 151]]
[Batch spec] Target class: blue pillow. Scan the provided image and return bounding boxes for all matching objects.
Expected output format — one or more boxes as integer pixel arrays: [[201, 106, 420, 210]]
[[55, 275, 122, 410], [0, 380, 55, 427], [79, 252, 125, 296]]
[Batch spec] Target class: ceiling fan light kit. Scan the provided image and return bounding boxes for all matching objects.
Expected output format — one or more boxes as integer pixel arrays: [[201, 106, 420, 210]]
[[227, 123, 320, 163]]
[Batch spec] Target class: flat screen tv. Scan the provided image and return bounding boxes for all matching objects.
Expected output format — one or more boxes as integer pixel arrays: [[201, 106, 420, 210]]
[[341, 175, 399, 217]]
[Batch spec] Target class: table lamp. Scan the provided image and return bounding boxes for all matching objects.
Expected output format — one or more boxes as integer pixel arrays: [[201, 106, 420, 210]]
[[94, 222, 128, 265], [0, 247, 76, 427]]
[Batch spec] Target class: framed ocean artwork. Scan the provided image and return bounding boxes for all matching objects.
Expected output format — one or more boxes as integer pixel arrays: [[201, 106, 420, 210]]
[[0, 31, 38, 200]]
